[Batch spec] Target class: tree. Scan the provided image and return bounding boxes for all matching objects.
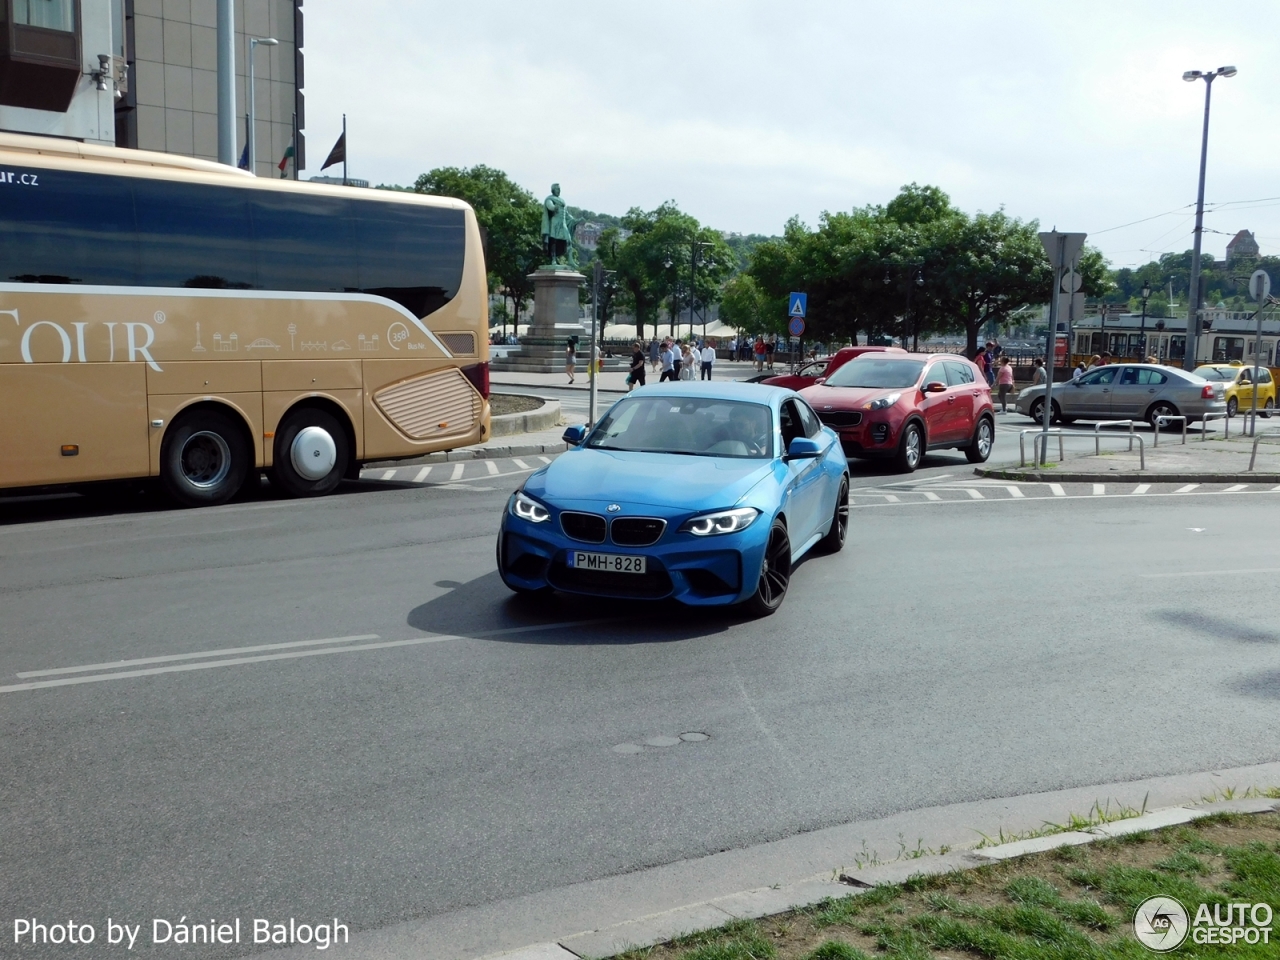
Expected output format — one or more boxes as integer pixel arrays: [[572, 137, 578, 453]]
[[412, 165, 543, 330]]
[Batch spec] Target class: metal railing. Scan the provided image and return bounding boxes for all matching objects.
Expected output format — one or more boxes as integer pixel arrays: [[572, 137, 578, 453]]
[[1153, 415, 1187, 447], [1201, 411, 1229, 440], [1091, 420, 1136, 455], [1248, 426, 1280, 471], [1019, 429, 1064, 466]]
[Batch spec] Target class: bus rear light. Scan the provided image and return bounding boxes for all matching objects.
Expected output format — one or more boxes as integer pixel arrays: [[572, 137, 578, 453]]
[[61, 445, 79, 456], [463, 361, 490, 399]]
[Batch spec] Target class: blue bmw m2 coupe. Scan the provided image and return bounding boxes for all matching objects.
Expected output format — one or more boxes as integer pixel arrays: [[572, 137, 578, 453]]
[[497, 383, 849, 616]]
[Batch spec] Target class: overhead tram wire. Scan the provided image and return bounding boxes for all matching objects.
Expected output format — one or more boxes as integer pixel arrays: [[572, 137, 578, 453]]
[[1091, 195, 1280, 238]]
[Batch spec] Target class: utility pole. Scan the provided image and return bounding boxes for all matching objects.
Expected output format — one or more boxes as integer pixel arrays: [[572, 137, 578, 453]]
[[216, 0, 235, 166]]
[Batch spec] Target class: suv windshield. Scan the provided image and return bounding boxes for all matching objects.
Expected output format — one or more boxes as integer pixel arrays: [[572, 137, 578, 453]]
[[824, 357, 925, 389], [586, 397, 773, 458]]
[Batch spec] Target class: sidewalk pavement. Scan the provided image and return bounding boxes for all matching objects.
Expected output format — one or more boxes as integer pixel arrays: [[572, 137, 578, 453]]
[[979, 426, 1280, 482], [491, 359, 776, 395]]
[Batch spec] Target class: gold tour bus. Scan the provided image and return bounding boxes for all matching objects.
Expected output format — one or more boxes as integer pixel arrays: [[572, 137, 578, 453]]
[[0, 132, 490, 506]]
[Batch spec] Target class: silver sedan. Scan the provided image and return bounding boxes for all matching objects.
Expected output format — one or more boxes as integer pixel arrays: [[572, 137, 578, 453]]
[[1015, 363, 1227, 426]]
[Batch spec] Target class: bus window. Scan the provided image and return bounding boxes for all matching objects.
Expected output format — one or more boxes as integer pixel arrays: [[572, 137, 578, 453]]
[[0, 167, 138, 285], [352, 201, 466, 319], [250, 191, 358, 294], [134, 178, 256, 289]]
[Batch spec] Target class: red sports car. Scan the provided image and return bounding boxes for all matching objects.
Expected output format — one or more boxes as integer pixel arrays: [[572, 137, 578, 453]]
[[799, 352, 995, 472], [760, 345, 906, 391]]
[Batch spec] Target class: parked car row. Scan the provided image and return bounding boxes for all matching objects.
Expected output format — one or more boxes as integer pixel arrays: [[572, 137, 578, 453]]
[[1013, 363, 1229, 426]]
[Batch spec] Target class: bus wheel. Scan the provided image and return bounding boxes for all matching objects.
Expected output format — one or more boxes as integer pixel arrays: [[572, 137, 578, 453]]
[[161, 409, 250, 507], [272, 408, 350, 497]]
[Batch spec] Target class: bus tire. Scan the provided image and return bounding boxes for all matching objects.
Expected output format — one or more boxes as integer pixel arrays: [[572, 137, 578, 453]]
[[272, 407, 350, 498], [160, 409, 251, 507]]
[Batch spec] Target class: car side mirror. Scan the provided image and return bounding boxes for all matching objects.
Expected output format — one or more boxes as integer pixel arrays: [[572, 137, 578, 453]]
[[815, 377, 827, 385], [785, 437, 822, 461], [562, 425, 587, 445], [924, 381, 947, 393]]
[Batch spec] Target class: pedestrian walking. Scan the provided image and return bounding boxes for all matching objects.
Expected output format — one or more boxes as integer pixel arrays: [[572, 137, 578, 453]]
[[565, 338, 577, 384], [649, 337, 660, 372], [765, 337, 775, 371], [659, 339, 677, 382], [700, 340, 716, 381], [973, 346, 988, 381], [1086, 354, 1101, 371], [996, 356, 1014, 412], [983, 343, 996, 386], [1073, 360, 1085, 380], [679, 343, 696, 380], [1031, 357, 1048, 386], [627, 341, 646, 391], [753, 336, 766, 372]]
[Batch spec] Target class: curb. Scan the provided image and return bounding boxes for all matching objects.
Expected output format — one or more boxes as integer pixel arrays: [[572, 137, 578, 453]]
[[494, 380, 631, 396], [977, 466, 1280, 483], [484, 797, 1279, 960], [489, 399, 562, 438], [363, 440, 568, 468]]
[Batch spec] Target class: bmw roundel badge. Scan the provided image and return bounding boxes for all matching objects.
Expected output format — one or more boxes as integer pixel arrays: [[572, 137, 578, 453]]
[[606, 503, 621, 512]]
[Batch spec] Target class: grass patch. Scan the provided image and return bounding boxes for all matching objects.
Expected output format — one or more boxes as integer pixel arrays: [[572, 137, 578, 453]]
[[616, 809, 1280, 960]]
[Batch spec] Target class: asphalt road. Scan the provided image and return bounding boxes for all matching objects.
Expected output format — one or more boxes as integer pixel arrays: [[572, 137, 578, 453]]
[[3, 442, 1279, 958]]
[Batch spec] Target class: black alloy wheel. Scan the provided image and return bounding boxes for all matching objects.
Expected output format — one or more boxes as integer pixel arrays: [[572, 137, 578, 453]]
[[745, 519, 792, 617], [817, 477, 849, 553], [1226, 397, 1239, 418], [1146, 400, 1179, 430], [160, 409, 250, 507], [1028, 398, 1060, 425], [965, 416, 995, 463]]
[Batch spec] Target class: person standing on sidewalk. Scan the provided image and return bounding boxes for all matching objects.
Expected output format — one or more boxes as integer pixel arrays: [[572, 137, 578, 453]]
[[753, 336, 766, 371], [565, 338, 577, 384], [649, 337, 660, 373], [973, 345, 988, 382], [679, 342, 697, 380], [700, 340, 715, 380], [996, 356, 1014, 412], [765, 337, 776, 371], [1031, 357, 1048, 386], [627, 341, 646, 391]]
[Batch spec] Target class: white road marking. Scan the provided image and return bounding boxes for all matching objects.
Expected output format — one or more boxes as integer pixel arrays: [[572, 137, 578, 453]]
[[1143, 567, 1280, 578], [1050, 484, 1066, 497], [892, 474, 953, 486], [413, 466, 432, 482], [450, 462, 466, 481], [883, 494, 900, 502], [513, 459, 531, 470], [1092, 484, 1105, 496], [923, 492, 941, 501], [1005, 486, 1025, 498], [485, 460, 500, 476], [17, 634, 380, 678], [1223, 484, 1247, 492], [1175, 484, 1200, 494], [538, 456, 552, 464], [1, 620, 615, 694], [381, 469, 397, 481], [966, 489, 984, 499], [436, 484, 494, 491], [1133, 484, 1151, 495]]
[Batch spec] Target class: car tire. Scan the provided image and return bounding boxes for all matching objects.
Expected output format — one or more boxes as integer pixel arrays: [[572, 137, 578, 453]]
[[1027, 398, 1060, 425], [1146, 400, 1179, 430], [817, 476, 849, 554], [964, 416, 995, 463], [496, 535, 553, 599], [743, 518, 791, 617], [271, 407, 351, 498], [1264, 398, 1275, 419], [1226, 397, 1238, 418], [893, 422, 923, 473], [160, 409, 251, 507]]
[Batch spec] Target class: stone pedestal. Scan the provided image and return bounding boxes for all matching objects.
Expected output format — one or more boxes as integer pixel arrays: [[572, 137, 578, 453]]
[[491, 268, 593, 373]]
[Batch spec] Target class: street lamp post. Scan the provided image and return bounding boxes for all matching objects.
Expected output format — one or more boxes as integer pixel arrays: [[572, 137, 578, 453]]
[[689, 240, 713, 343], [1139, 281, 1151, 358], [1181, 65, 1237, 371], [247, 36, 279, 176]]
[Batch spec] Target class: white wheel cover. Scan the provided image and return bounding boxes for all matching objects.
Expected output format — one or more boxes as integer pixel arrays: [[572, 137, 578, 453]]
[[291, 426, 337, 480]]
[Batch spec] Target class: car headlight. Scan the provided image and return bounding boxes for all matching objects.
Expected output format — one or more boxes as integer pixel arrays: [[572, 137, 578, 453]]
[[680, 507, 759, 536], [510, 491, 550, 523], [865, 392, 902, 411]]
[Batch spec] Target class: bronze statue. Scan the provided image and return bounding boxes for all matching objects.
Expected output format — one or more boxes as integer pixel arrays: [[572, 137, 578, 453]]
[[541, 183, 584, 267]]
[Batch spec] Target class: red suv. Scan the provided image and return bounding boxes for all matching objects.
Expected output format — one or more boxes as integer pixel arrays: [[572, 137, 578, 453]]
[[761, 345, 906, 391], [798, 353, 994, 472]]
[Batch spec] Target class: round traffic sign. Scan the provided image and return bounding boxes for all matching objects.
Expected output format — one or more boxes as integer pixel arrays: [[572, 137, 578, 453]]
[[1060, 268, 1082, 294], [1249, 269, 1271, 304], [788, 316, 806, 337]]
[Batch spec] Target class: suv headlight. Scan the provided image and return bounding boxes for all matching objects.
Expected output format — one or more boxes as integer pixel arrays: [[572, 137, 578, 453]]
[[865, 392, 902, 411], [680, 507, 759, 536], [510, 491, 550, 523]]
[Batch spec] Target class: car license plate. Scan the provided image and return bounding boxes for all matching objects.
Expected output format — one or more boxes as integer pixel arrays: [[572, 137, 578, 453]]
[[569, 551, 646, 574]]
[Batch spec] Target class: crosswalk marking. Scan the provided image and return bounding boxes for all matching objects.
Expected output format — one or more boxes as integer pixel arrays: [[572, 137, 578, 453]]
[[1092, 484, 1105, 496], [966, 489, 984, 499], [1223, 484, 1247, 492], [413, 466, 432, 483], [1050, 484, 1066, 497], [450, 462, 465, 481], [923, 492, 941, 501], [1175, 484, 1200, 494], [485, 460, 500, 476], [883, 494, 900, 502], [1133, 484, 1151, 495], [1005, 486, 1025, 498], [381, 469, 396, 481], [538, 456, 552, 464], [513, 458, 530, 470]]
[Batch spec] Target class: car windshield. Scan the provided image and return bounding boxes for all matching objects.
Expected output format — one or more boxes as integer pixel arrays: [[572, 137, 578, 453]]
[[1194, 366, 1237, 382], [823, 357, 925, 389], [586, 397, 774, 458]]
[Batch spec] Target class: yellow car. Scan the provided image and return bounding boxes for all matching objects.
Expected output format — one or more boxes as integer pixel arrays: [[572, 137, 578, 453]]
[[1193, 363, 1276, 417]]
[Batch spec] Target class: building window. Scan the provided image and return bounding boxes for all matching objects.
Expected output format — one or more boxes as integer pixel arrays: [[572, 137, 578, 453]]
[[12, 0, 75, 31]]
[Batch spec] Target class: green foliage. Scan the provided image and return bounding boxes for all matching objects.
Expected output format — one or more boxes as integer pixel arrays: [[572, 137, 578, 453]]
[[802, 941, 872, 960]]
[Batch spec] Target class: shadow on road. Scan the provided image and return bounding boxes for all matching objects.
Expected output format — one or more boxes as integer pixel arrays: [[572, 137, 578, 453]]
[[1155, 610, 1280, 645], [1230, 669, 1280, 700], [406, 570, 740, 645]]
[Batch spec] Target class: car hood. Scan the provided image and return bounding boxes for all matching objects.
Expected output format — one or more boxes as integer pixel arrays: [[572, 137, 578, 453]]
[[528, 448, 773, 510], [799, 383, 908, 409]]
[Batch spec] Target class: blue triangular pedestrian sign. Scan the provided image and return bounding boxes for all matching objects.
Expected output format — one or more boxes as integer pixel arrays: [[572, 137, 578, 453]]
[[788, 292, 807, 318]]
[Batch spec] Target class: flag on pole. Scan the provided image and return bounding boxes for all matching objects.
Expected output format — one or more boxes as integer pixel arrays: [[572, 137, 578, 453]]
[[237, 142, 250, 171], [277, 143, 295, 178], [320, 132, 345, 171]]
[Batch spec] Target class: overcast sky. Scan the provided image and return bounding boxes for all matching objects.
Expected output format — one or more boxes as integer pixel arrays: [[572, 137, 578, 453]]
[[300, 1, 1280, 269]]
